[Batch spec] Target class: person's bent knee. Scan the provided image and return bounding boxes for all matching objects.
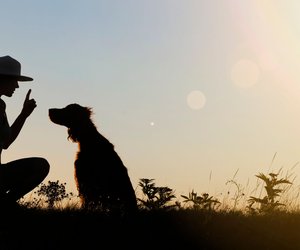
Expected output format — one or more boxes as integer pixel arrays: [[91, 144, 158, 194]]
[[40, 158, 50, 177], [33, 157, 50, 178]]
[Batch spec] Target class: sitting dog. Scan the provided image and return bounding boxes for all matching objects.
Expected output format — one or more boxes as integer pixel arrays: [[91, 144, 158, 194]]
[[48, 103, 138, 214]]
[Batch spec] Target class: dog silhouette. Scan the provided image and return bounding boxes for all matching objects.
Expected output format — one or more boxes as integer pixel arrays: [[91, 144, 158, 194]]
[[49, 103, 137, 214]]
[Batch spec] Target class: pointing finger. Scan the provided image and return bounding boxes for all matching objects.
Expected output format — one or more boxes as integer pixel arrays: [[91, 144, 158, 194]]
[[25, 89, 32, 100]]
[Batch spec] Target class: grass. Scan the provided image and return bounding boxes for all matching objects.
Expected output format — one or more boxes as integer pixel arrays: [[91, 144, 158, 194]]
[[3, 161, 300, 250], [2, 206, 300, 249]]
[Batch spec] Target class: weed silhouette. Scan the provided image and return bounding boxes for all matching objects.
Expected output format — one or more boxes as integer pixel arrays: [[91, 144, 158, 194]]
[[137, 178, 177, 210], [247, 172, 292, 213], [181, 190, 220, 210]]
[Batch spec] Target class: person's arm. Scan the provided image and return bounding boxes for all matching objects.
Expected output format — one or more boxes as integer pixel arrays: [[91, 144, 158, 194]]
[[3, 89, 36, 149]]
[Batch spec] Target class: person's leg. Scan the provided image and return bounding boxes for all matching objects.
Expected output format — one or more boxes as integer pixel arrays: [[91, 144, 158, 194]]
[[0, 157, 50, 201]]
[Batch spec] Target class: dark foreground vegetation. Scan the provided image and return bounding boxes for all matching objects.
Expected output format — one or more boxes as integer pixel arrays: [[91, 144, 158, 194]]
[[1, 207, 300, 250], [2, 168, 300, 250]]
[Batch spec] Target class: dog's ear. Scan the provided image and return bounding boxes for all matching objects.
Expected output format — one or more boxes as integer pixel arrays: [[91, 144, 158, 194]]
[[66, 105, 95, 143], [68, 128, 79, 142], [76, 106, 93, 121]]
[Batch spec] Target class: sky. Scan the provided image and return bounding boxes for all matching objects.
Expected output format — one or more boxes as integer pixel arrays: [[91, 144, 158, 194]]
[[2, 0, 300, 202]]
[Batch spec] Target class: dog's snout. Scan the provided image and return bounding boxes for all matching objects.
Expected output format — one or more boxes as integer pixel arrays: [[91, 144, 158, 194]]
[[48, 108, 62, 124], [48, 108, 55, 119]]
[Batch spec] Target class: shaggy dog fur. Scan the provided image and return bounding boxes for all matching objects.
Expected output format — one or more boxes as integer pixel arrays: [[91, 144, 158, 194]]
[[48, 104, 137, 214]]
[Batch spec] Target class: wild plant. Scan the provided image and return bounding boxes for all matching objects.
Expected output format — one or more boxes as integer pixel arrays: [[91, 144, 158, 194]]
[[181, 190, 220, 210], [35, 180, 74, 209], [137, 178, 178, 210], [225, 179, 245, 210], [19, 194, 43, 208], [247, 172, 292, 213]]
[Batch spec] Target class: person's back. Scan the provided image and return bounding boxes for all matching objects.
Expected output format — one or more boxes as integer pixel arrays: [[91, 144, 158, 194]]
[[0, 99, 10, 162]]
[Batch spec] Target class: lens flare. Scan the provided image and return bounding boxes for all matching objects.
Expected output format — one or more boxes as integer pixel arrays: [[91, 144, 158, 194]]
[[187, 90, 206, 110]]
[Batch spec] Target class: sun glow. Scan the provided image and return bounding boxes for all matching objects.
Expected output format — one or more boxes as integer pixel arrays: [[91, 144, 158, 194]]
[[231, 59, 260, 88]]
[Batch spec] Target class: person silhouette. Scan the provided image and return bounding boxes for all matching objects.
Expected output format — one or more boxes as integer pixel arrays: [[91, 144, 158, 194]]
[[0, 55, 49, 209]]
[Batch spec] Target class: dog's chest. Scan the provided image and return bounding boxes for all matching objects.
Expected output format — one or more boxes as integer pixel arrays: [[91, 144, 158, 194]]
[[75, 151, 97, 165], [74, 149, 109, 170]]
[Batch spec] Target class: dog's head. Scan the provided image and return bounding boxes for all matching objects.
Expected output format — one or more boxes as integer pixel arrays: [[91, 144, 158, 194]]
[[49, 103, 93, 142]]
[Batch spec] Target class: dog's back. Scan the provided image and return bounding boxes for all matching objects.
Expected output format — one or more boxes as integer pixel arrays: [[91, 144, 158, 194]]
[[75, 137, 138, 212], [49, 104, 138, 214]]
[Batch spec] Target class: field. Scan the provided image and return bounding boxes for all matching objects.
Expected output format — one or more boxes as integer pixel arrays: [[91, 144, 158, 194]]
[[2, 168, 300, 250], [1, 207, 300, 250]]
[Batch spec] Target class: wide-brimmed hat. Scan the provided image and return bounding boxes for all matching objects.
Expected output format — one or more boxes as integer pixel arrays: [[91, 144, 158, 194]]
[[0, 55, 33, 81]]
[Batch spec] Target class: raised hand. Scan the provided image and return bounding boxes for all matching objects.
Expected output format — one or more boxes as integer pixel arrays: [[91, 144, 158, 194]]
[[22, 89, 37, 117]]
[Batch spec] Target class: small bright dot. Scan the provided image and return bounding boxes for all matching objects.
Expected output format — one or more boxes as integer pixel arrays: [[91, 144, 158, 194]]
[[150, 122, 155, 126], [187, 90, 206, 110], [231, 59, 260, 88]]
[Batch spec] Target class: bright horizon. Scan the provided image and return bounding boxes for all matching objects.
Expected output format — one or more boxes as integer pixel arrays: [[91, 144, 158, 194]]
[[2, 1, 300, 202]]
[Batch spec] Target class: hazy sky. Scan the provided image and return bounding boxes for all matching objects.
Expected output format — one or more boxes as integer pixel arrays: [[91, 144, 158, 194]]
[[2, 1, 300, 201]]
